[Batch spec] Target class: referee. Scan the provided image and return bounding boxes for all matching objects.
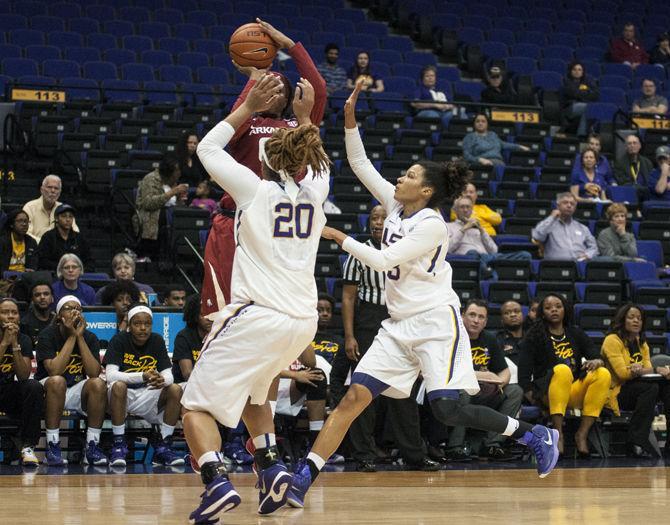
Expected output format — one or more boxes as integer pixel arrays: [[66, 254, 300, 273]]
[[330, 205, 438, 472]]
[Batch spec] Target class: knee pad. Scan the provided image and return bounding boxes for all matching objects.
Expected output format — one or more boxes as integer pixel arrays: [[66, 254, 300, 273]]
[[305, 368, 328, 401]]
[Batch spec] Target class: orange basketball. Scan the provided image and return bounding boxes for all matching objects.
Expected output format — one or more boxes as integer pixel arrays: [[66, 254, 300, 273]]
[[229, 23, 278, 69]]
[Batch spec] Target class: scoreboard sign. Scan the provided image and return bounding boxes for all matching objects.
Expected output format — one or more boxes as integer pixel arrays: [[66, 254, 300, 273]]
[[11, 88, 66, 103], [491, 109, 540, 123], [632, 116, 670, 130]]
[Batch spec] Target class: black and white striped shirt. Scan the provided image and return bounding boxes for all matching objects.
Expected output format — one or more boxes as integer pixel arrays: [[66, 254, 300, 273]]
[[342, 239, 386, 305]]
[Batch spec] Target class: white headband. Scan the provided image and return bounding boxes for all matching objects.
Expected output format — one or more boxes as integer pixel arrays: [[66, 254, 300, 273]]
[[127, 304, 153, 323], [258, 137, 291, 183], [56, 295, 81, 314]]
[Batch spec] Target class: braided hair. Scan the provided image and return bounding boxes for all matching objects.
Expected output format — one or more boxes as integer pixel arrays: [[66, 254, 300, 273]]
[[264, 124, 331, 178]]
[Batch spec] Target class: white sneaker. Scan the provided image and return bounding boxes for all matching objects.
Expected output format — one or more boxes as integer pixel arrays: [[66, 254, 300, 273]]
[[21, 447, 39, 467]]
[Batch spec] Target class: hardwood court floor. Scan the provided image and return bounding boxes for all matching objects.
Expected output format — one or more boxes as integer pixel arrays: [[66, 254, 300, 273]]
[[2, 467, 669, 524]]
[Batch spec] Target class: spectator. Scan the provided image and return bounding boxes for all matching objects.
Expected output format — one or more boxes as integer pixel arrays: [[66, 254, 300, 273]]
[[35, 295, 108, 466], [23, 175, 79, 242], [175, 132, 206, 187], [496, 300, 526, 368], [0, 297, 44, 466], [449, 182, 502, 236], [648, 145, 670, 201], [105, 304, 184, 467], [613, 134, 654, 190], [531, 192, 599, 261], [313, 293, 344, 365], [95, 252, 155, 305], [462, 113, 529, 166], [100, 280, 141, 333], [561, 61, 599, 137], [190, 180, 217, 216], [571, 133, 614, 186], [481, 66, 519, 105], [518, 294, 610, 456], [317, 43, 348, 95], [51, 253, 96, 306], [0, 210, 38, 274], [650, 32, 670, 67], [37, 204, 92, 271], [172, 294, 212, 384], [570, 147, 610, 202], [410, 65, 455, 130], [446, 196, 531, 278], [601, 304, 669, 458], [133, 155, 189, 265], [20, 282, 55, 347], [162, 284, 187, 308], [632, 79, 668, 115], [346, 51, 384, 93], [447, 300, 523, 461], [610, 23, 649, 68], [597, 203, 644, 262], [525, 299, 540, 328]]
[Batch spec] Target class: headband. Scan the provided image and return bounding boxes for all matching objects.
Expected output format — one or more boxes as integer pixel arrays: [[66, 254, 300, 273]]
[[127, 304, 153, 323], [258, 137, 292, 183], [56, 295, 81, 314]]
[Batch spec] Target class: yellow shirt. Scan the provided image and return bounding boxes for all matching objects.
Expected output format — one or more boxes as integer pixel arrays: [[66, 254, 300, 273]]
[[8, 235, 25, 272], [450, 204, 502, 236], [23, 196, 79, 242]]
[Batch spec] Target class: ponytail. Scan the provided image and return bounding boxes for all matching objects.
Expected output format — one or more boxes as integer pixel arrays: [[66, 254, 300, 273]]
[[265, 124, 331, 178]]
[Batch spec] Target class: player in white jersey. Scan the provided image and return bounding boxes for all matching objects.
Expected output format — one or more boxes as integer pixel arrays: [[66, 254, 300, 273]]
[[179, 75, 331, 524], [286, 82, 561, 508]]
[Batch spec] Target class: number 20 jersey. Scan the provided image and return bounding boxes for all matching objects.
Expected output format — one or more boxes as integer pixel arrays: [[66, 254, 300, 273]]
[[230, 171, 328, 319]]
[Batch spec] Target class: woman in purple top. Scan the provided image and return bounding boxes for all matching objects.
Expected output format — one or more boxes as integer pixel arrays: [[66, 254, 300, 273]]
[[410, 65, 454, 130], [51, 253, 96, 306], [570, 147, 609, 202]]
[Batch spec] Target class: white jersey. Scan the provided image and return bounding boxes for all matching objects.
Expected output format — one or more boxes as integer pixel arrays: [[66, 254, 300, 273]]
[[197, 121, 328, 319], [341, 127, 460, 320]]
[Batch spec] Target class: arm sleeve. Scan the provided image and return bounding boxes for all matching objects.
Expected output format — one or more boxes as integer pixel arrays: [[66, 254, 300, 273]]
[[597, 230, 616, 257], [602, 335, 632, 382], [641, 343, 652, 369], [136, 176, 171, 211], [196, 121, 260, 209], [446, 223, 465, 252], [344, 127, 396, 210], [531, 216, 557, 243], [619, 233, 638, 257], [159, 367, 174, 387], [172, 332, 191, 362], [289, 43, 327, 125], [105, 363, 144, 385], [479, 206, 502, 227], [342, 218, 445, 272]]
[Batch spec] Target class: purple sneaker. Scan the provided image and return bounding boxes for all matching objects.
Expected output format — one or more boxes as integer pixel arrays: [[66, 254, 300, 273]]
[[257, 462, 292, 514], [518, 425, 560, 478], [153, 437, 185, 466], [286, 459, 312, 509], [223, 437, 254, 465], [110, 438, 128, 467], [189, 475, 241, 524], [83, 440, 109, 466], [44, 442, 67, 466]]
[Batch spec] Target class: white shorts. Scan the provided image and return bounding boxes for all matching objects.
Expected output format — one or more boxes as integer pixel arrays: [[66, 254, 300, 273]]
[[276, 378, 305, 417], [354, 304, 479, 399], [107, 383, 166, 424], [181, 303, 317, 428], [40, 377, 88, 415]]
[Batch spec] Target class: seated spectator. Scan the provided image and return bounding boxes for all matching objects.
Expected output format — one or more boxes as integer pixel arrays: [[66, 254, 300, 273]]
[[410, 65, 455, 130], [648, 145, 670, 201], [601, 304, 669, 458], [570, 147, 610, 202], [0, 210, 38, 274], [650, 32, 670, 67], [0, 298, 44, 466], [162, 284, 187, 308], [176, 132, 206, 187], [190, 180, 217, 216], [317, 43, 348, 95], [172, 294, 212, 383], [95, 253, 155, 305], [35, 295, 108, 466], [52, 254, 96, 306], [23, 175, 78, 242], [632, 79, 668, 115], [447, 300, 523, 461], [518, 294, 610, 456], [346, 51, 384, 93], [446, 196, 531, 278], [571, 133, 614, 186], [614, 134, 654, 192], [610, 23, 649, 68], [561, 61, 599, 137], [597, 203, 644, 261], [462, 113, 529, 167], [449, 182, 502, 236], [531, 192, 599, 261], [313, 293, 344, 365], [105, 304, 184, 467], [496, 300, 526, 369], [525, 299, 540, 329], [480, 66, 519, 105], [100, 280, 141, 332], [133, 155, 189, 265], [20, 282, 55, 347], [37, 204, 92, 271]]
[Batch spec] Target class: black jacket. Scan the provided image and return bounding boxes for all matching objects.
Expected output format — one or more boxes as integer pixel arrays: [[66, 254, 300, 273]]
[[0, 233, 38, 274], [481, 83, 518, 105], [37, 228, 92, 271], [561, 76, 599, 107]]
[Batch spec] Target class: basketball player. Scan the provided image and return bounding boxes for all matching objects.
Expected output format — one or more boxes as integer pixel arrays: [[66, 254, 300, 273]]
[[180, 74, 330, 524], [286, 82, 560, 508]]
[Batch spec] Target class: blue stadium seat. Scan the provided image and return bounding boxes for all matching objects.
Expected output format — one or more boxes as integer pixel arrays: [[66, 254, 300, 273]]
[[458, 27, 484, 46], [607, 185, 638, 204], [585, 103, 618, 124], [103, 49, 137, 67], [511, 44, 542, 60], [174, 23, 206, 41], [87, 33, 118, 50], [181, 83, 218, 106], [26, 45, 61, 62], [436, 65, 461, 82], [0, 15, 27, 33], [178, 52, 210, 72], [346, 35, 379, 51], [288, 16, 322, 32], [488, 29, 515, 46], [548, 32, 579, 49], [16, 75, 55, 88], [636, 240, 664, 268], [197, 66, 230, 86], [211, 54, 236, 72], [453, 80, 484, 101], [0, 44, 21, 59], [381, 36, 413, 53], [139, 22, 171, 40], [383, 77, 416, 97], [580, 34, 609, 49], [48, 31, 84, 48], [50, 3, 82, 18], [576, 46, 604, 62], [599, 75, 631, 90], [160, 65, 192, 84], [599, 87, 626, 107], [311, 32, 345, 48], [61, 77, 99, 101], [430, 13, 461, 31], [10, 29, 45, 47], [2, 58, 39, 77], [65, 47, 101, 64], [121, 63, 155, 83], [480, 41, 509, 60], [159, 38, 190, 55], [525, 19, 553, 35], [495, 17, 523, 32], [142, 50, 173, 67], [404, 51, 437, 67], [506, 57, 537, 76], [208, 25, 236, 42], [145, 80, 178, 105], [356, 21, 388, 37], [515, 31, 546, 46], [193, 39, 225, 56], [102, 78, 142, 103], [86, 5, 115, 20], [14, 2, 47, 17], [334, 8, 366, 23], [31, 15, 65, 33], [153, 8, 184, 24], [83, 61, 118, 81], [633, 65, 667, 84], [0, 74, 13, 97], [118, 6, 150, 23], [122, 35, 153, 54], [542, 45, 574, 61], [68, 17, 100, 35], [559, 21, 584, 36], [302, 5, 331, 19], [186, 10, 219, 27], [623, 261, 660, 283], [392, 63, 422, 79], [462, 15, 492, 31], [43, 59, 80, 78], [601, 63, 632, 78], [103, 21, 135, 37]]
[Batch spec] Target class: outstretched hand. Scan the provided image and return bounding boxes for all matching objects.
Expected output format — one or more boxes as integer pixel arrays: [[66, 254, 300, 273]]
[[293, 77, 315, 124], [244, 74, 283, 113], [231, 60, 266, 80], [256, 18, 294, 49], [343, 79, 365, 129]]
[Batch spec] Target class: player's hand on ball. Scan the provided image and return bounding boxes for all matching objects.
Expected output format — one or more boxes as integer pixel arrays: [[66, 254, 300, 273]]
[[293, 77, 315, 121], [256, 18, 294, 49], [245, 74, 283, 113], [231, 60, 266, 80]]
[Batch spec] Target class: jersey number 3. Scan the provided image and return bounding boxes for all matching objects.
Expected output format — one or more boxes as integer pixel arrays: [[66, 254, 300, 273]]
[[273, 203, 314, 239]]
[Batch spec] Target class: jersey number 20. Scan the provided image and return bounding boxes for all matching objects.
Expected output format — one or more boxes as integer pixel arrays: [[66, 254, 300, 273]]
[[273, 203, 314, 239]]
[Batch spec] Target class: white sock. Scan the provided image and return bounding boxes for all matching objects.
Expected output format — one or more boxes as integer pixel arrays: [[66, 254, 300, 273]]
[[269, 400, 277, 416], [46, 428, 59, 444], [309, 420, 324, 432], [306, 451, 326, 472], [197, 451, 220, 468], [160, 423, 175, 440], [87, 427, 102, 444], [252, 433, 276, 450], [502, 416, 520, 437], [112, 425, 126, 437]]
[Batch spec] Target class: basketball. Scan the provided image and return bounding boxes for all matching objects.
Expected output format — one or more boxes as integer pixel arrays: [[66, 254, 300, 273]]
[[229, 23, 278, 69]]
